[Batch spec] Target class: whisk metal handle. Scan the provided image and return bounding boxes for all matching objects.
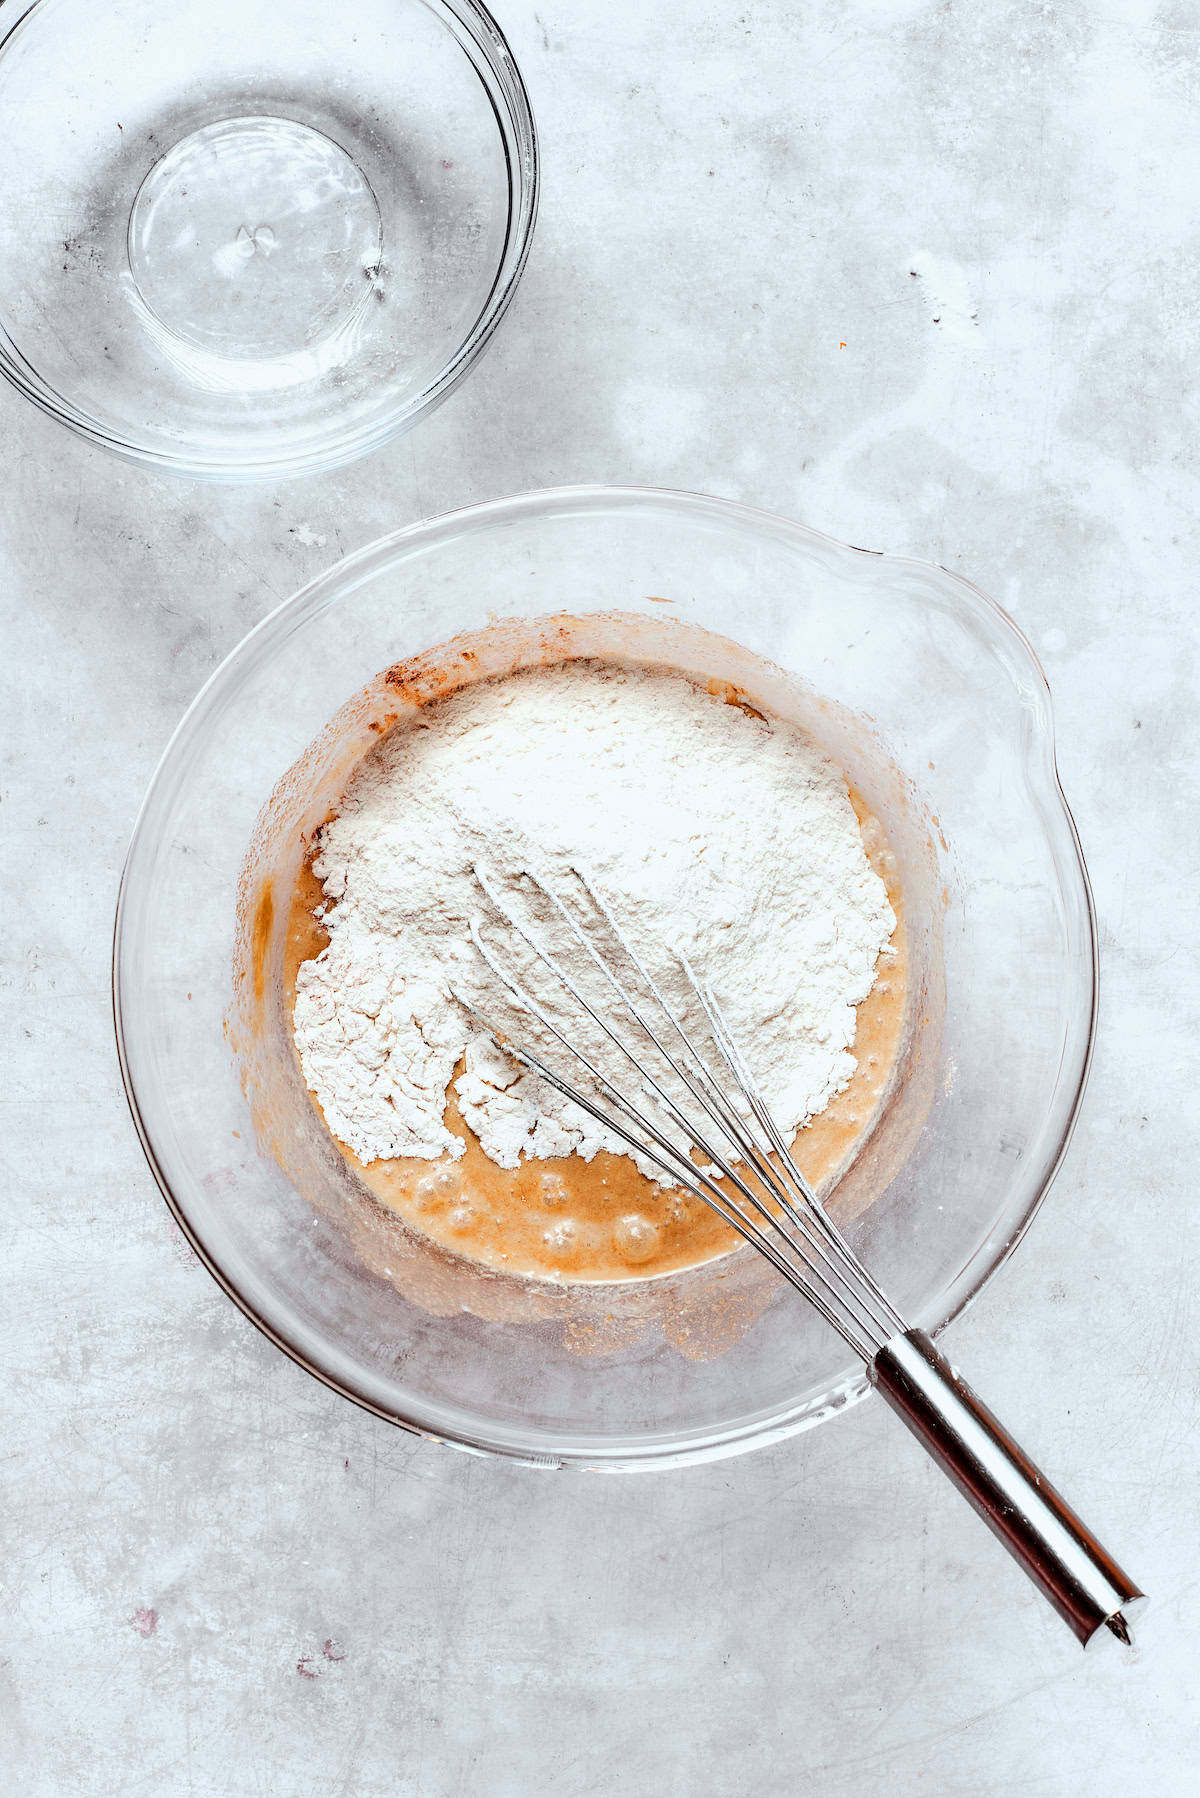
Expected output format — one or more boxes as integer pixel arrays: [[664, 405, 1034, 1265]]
[[870, 1330, 1144, 1648]]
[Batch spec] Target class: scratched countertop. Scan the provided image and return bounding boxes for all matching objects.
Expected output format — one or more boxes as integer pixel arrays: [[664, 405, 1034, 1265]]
[[3, 3, 1196, 1791]]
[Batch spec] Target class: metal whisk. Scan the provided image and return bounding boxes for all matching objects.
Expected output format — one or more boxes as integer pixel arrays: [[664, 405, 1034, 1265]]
[[460, 863, 1144, 1650]]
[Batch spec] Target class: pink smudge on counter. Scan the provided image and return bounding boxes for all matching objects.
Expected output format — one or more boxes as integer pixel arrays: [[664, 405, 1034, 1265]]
[[130, 1607, 158, 1637], [322, 1638, 345, 1662], [296, 1656, 320, 1679]]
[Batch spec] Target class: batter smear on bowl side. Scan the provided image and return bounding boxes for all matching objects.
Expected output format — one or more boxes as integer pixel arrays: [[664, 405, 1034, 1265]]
[[286, 659, 907, 1281]]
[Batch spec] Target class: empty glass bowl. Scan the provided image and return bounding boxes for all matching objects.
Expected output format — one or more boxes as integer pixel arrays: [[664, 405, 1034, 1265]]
[[0, 0, 537, 479], [114, 487, 1097, 1466]]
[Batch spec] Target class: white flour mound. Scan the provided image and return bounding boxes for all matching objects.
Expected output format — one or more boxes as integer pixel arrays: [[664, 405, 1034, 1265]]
[[292, 662, 895, 1173]]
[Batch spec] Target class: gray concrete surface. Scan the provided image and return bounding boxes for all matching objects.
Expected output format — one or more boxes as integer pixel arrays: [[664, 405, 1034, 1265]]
[[3, 1, 1197, 1791]]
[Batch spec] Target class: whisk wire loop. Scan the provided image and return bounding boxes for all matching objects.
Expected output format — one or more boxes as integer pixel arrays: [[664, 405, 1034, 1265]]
[[570, 878, 906, 1350], [562, 878, 901, 1351], [454, 984, 871, 1348], [466, 864, 898, 1357]]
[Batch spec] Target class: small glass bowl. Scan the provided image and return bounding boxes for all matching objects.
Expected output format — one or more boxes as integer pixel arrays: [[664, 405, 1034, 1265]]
[[0, 0, 538, 480], [114, 487, 1097, 1467]]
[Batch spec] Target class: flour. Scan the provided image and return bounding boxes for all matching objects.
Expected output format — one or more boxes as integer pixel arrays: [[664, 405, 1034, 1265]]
[[292, 662, 896, 1173]]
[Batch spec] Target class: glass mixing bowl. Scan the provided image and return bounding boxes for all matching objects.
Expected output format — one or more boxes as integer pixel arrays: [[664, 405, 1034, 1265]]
[[0, 0, 537, 480], [114, 487, 1096, 1467]]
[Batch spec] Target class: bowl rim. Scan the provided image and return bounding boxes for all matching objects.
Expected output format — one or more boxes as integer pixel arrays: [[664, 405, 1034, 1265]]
[[113, 483, 1099, 1468], [0, 0, 540, 481]]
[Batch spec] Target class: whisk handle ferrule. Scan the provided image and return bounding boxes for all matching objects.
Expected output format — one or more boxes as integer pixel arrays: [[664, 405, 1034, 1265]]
[[870, 1329, 1144, 1648]]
